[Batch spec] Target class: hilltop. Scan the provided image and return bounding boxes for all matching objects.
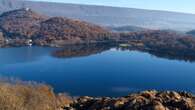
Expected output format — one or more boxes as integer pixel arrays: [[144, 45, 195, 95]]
[[34, 17, 114, 46], [0, 8, 47, 39]]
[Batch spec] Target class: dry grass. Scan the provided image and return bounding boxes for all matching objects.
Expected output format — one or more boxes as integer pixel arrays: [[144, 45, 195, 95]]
[[0, 79, 72, 110]]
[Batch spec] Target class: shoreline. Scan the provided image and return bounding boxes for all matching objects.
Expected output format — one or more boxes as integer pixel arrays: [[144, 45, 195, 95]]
[[0, 81, 194, 110], [68, 90, 195, 110]]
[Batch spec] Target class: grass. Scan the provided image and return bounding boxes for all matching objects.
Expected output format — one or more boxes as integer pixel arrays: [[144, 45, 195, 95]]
[[0, 79, 72, 110]]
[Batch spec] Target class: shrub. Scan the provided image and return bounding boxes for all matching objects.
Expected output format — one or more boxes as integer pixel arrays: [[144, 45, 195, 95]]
[[0, 80, 72, 110]]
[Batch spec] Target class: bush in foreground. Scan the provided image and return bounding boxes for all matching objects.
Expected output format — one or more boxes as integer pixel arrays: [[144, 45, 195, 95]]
[[0, 80, 72, 110]]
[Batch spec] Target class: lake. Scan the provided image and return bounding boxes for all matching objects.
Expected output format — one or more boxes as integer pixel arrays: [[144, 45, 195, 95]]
[[0, 45, 195, 97]]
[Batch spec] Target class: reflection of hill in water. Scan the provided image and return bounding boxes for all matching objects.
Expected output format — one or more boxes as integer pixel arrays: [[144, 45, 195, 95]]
[[2, 44, 195, 65], [0, 47, 57, 65], [53, 44, 195, 62], [148, 50, 195, 63], [123, 47, 195, 63], [52, 44, 115, 58]]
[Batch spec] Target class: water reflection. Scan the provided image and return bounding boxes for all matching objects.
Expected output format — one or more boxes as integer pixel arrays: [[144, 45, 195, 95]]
[[52, 44, 195, 62], [123, 47, 195, 63], [52, 44, 116, 58], [148, 50, 195, 63], [0, 45, 195, 96], [0, 47, 58, 65]]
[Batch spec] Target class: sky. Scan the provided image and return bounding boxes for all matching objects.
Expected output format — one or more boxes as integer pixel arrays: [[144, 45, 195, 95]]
[[31, 0, 195, 14]]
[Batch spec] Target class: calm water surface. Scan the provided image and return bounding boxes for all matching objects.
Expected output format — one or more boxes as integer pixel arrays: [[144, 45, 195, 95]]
[[0, 46, 195, 97]]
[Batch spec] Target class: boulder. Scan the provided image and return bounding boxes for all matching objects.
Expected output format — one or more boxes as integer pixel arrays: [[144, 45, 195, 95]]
[[68, 90, 195, 110]]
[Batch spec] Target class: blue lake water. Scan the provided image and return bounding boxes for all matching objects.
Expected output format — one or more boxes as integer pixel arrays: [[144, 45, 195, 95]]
[[0, 46, 195, 97]]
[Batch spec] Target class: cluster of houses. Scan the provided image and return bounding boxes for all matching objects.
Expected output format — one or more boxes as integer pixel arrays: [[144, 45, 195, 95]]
[[4, 38, 33, 46]]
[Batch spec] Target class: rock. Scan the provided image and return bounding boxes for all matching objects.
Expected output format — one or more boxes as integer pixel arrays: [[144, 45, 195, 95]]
[[114, 100, 125, 108], [153, 104, 166, 110], [151, 100, 166, 110], [56, 93, 73, 109], [78, 96, 93, 103], [179, 91, 193, 98], [180, 98, 193, 109], [141, 90, 157, 99], [66, 90, 195, 110], [170, 91, 181, 100]]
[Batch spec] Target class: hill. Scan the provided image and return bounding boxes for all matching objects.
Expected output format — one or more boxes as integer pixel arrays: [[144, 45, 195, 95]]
[[34, 17, 114, 46], [0, 8, 114, 47], [0, 0, 195, 31], [1, 8, 195, 59], [0, 8, 47, 39], [186, 30, 195, 36]]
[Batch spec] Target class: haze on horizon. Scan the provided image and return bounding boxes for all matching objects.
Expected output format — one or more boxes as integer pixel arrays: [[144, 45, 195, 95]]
[[30, 0, 195, 14]]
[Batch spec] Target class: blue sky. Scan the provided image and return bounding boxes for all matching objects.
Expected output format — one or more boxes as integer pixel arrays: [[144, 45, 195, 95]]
[[31, 0, 195, 14]]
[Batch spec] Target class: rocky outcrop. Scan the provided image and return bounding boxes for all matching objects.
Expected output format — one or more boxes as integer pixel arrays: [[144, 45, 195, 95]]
[[64, 90, 195, 110]]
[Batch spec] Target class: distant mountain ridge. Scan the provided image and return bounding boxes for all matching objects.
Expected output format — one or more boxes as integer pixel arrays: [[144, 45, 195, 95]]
[[0, 0, 195, 31], [109, 26, 148, 32]]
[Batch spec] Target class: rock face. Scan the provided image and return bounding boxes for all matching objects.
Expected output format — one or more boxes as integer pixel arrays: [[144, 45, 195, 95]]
[[64, 90, 195, 110]]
